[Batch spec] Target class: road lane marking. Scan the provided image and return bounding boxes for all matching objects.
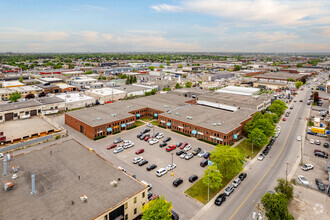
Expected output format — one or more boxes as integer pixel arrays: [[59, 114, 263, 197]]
[[229, 99, 305, 220]]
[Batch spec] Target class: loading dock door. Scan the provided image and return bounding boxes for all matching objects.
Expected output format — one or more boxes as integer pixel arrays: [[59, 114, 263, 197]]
[[5, 113, 14, 121], [30, 110, 37, 116]]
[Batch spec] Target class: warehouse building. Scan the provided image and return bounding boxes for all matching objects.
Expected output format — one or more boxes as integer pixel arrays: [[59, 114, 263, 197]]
[[85, 87, 127, 104], [66, 94, 254, 144], [216, 86, 260, 96], [0, 139, 148, 220], [56, 93, 95, 110], [253, 71, 309, 82], [0, 97, 65, 122]]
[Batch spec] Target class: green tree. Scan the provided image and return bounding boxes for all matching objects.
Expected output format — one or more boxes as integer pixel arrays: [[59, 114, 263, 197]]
[[85, 70, 93, 74], [9, 91, 21, 102], [202, 165, 223, 189], [175, 83, 182, 89], [264, 112, 279, 124], [166, 61, 170, 66], [247, 128, 268, 148], [19, 77, 23, 83], [178, 65, 183, 68], [210, 145, 245, 180], [268, 100, 287, 117], [296, 63, 303, 68], [182, 74, 187, 78], [287, 78, 294, 82], [234, 65, 242, 71], [151, 88, 156, 95], [185, 81, 192, 88], [159, 65, 164, 68], [295, 81, 303, 89], [261, 193, 294, 220], [163, 87, 171, 91], [252, 118, 275, 137], [133, 75, 137, 83], [274, 178, 294, 201], [142, 195, 172, 220], [126, 77, 130, 85], [148, 66, 155, 71]]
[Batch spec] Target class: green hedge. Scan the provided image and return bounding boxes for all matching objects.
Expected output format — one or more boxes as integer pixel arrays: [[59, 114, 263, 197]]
[[172, 130, 192, 137], [127, 125, 137, 130], [197, 138, 217, 146], [158, 125, 166, 129], [113, 131, 121, 135], [94, 135, 106, 140]]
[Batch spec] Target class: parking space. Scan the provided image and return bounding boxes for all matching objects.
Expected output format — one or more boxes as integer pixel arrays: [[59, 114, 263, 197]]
[[96, 124, 215, 219]]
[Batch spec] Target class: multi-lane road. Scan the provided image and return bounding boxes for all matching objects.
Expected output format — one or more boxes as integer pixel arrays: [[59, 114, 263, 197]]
[[193, 79, 317, 220]]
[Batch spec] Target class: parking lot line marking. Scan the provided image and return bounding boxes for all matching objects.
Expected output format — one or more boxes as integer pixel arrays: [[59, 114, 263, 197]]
[[229, 100, 304, 220]]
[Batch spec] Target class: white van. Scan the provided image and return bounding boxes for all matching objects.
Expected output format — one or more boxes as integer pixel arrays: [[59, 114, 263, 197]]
[[141, 180, 152, 190], [156, 168, 167, 177]]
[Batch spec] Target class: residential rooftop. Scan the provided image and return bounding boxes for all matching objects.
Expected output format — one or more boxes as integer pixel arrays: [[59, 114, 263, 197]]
[[0, 139, 146, 220]]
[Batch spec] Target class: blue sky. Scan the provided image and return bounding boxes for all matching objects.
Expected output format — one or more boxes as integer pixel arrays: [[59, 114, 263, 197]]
[[0, 0, 329, 52]]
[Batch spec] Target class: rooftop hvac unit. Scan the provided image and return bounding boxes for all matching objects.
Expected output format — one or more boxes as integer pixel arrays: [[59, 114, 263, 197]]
[[167, 111, 171, 114], [212, 123, 217, 126], [80, 194, 88, 203], [175, 113, 179, 116], [12, 165, 19, 172], [186, 116, 192, 120], [217, 123, 222, 126], [111, 114, 116, 117], [163, 105, 168, 108], [97, 117, 101, 121], [110, 180, 118, 187]]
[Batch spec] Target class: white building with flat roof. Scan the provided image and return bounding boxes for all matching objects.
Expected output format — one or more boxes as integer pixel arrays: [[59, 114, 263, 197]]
[[67, 77, 98, 89], [216, 86, 260, 96], [85, 87, 126, 104], [56, 93, 95, 110]]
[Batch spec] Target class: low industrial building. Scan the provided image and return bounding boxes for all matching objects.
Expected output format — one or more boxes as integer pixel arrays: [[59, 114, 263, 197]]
[[65, 93, 254, 144], [85, 87, 127, 104], [37, 84, 60, 94], [0, 139, 148, 220], [0, 97, 65, 122], [55, 83, 77, 93], [200, 71, 235, 81], [38, 77, 63, 84], [117, 84, 158, 97], [253, 81, 291, 90], [56, 93, 95, 110], [0, 86, 43, 101], [1, 81, 24, 88], [216, 86, 260, 96], [253, 71, 309, 82], [67, 77, 98, 89]]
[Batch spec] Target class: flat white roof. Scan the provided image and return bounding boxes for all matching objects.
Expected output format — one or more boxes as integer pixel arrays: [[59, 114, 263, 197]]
[[55, 83, 76, 89], [88, 87, 125, 96], [71, 77, 97, 82], [39, 77, 62, 82], [56, 93, 95, 103], [63, 71, 84, 74], [217, 86, 260, 96], [2, 81, 24, 87]]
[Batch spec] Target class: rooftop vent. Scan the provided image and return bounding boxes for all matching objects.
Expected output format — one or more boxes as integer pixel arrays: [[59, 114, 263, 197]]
[[110, 180, 118, 187], [186, 116, 192, 120], [212, 123, 217, 126], [163, 105, 169, 108], [111, 114, 117, 117], [175, 113, 179, 116], [97, 117, 101, 121], [217, 123, 222, 126], [167, 111, 171, 114], [80, 194, 88, 203]]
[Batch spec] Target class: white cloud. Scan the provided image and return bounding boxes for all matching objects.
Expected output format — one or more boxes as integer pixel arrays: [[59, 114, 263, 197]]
[[151, 0, 329, 27], [248, 31, 299, 42]]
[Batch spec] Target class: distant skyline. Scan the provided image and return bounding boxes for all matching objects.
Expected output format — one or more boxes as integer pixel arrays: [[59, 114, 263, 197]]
[[0, 0, 329, 53]]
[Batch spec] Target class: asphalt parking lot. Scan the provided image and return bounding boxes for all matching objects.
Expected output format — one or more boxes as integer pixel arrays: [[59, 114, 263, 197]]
[[98, 124, 216, 219]]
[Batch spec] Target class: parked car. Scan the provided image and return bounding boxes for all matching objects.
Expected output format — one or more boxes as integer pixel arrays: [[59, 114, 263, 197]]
[[263, 148, 269, 155], [232, 178, 241, 188], [137, 133, 143, 138], [156, 168, 167, 177], [198, 150, 206, 158], [166, 163, 176, 171], [148, 191, 153, 200], [183, 145, 192, 152], [224, 185, 234, 196], [189, 175, 198, 183], [138, 160, 149, 166], [301, 164, 314, 171], [149, 139, 159, 145], [173, 178, 183, 187], [200, 159, 208, 167], [149, 194, 159, 201], [180, 152, 187, 159], [163, 137, 171, 142], [170, 210, 180, 220], [296, 136, 302, 141], [123, 142, 134, 149], [141, 180, 152, 190], [324, 142, 329, 148], [238, 173, 247, 181], [144, 136, 152, 141], [258, 154, 265, 161], [282, 118, 286, 121], [192, 147, 202, 156], [156, 133, 164, 139], [314, 151, 328, 158], [146, 164, 157, 171], [176, 150, 184, 156], [113, 146, 124, 154], [133, 156, 143, 164], [140, 134, 147, 140], [182, 142, 189, 147], [114, 138, 123, 144], [214, 193, 226, 206], [307, 131, 316, 136], [298, 175, 309, 186], [315, 179, 325, 191], [117, 166, 126, 172], [310, 139, 315, 144], [147, 123, 154, 128], [166, 145, 176, 152], [135, 148, 144, 154], [142, 128, 150, 134], [204, 152, 211, 159], [152, 132, 159, 138], [176, 142, 183, 148], [159, 142, 167, 148], [107, 144, 117, 150], [185, 153, 194, 160], [315, 140, 321, 145]]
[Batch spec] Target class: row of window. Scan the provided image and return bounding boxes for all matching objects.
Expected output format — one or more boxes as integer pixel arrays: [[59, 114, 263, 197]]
[[94, 118, 135, 132]]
